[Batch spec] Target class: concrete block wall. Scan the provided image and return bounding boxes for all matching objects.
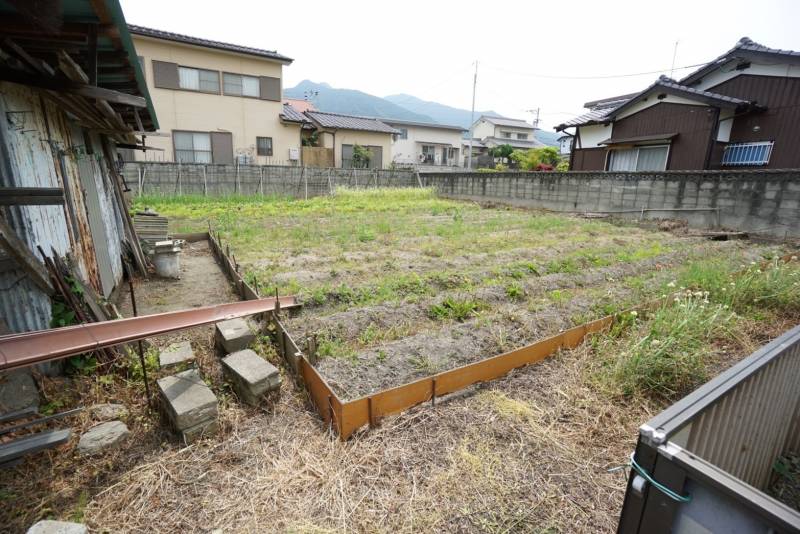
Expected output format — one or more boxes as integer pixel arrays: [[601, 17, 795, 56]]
[[421, 170, 800, 238]]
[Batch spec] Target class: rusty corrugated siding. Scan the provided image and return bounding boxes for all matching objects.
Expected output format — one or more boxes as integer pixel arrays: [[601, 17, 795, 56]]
[[0, 81, 120, 332], [685, 339, 800, 489]]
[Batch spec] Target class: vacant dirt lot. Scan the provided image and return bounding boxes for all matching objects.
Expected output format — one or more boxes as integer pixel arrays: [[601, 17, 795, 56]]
[[3, 188, 797, 533]]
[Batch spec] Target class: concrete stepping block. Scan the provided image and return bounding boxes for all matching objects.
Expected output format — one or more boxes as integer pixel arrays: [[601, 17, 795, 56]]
[[157, 369, 218, 433], [0, 370, 39, 418], [27, 520, 87, 534], [77, 420, 130, 455], [222, 349, 281, 405], [159, 341, 195, 369], [181, 418, 220, 443], [215, 318, 255, 353]]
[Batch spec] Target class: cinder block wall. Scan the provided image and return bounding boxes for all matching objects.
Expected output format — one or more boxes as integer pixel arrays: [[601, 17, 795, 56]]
[[421, 170, 800, 238]]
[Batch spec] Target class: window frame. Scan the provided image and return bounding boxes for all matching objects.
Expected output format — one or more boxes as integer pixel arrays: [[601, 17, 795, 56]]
[[256, 136, 273, 157], [607, 144, 670, 172], [721, 141, 774, 166], [173, 130, 213, 163], [516, 133, 528, 140], [177, 66, 220, 94], [398, 128, 408, 140], [223, 72, 261, 98]]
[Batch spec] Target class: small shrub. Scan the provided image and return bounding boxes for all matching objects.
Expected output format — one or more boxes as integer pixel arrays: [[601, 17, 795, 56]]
[[505, 282, 525, 300], [429, 296, 485, 322]]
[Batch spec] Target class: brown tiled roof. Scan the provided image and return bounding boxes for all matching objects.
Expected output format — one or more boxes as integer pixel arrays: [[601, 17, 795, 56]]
[[129, 25, 293, 63]]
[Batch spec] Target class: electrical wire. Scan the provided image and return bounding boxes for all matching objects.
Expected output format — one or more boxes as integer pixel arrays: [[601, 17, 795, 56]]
[[629, 452, 692, 503], [481, 61, 711, 80]]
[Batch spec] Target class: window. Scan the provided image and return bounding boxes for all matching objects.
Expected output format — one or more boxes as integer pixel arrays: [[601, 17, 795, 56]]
[[501, 131, 512, 138], [517, 133, 528, 140], [256, 137, 273, 157], [178, 67, 219, 93], [608, 145, 669, 171], [397, 128, 408, 140], [174, 131, 212, 163], [223, 73, 260, 97], [421, 144, 436, 164], [722, 141, 773, 166]]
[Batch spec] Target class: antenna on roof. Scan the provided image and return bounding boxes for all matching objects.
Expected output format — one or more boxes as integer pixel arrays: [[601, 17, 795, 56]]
[[670, 40, 679, 78]]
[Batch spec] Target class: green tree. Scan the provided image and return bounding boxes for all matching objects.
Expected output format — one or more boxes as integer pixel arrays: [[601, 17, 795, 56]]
[[488, 144, 514, 161], [352, 144, 373, 168], [511, 147, 562, 170]]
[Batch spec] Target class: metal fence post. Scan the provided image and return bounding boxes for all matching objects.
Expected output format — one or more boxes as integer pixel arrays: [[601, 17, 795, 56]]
[[203, 165, 207, 196], [235, 162, 240, 194], [304, 166, 308, 200], [259, 166, 264, 196]]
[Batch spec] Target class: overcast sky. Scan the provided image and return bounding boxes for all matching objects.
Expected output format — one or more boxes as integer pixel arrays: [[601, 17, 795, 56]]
[[120, 0, 800, 130]]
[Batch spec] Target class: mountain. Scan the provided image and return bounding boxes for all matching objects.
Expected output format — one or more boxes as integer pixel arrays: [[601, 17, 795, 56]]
[[284, 80, 434, 122], [384, 93, 501, 129]]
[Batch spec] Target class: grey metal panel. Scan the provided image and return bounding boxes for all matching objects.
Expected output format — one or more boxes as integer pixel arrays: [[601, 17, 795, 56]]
[[685, 340, 800, 489], [210, 132, 233, 164], [152, 60, 179, 90], [259, 76, 281, 102]]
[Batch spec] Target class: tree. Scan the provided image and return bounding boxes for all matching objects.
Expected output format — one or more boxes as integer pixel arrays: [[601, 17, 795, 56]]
[[352, 144, 373, 168], [488, 144, 514, 161], [510, 147, 563, 171]]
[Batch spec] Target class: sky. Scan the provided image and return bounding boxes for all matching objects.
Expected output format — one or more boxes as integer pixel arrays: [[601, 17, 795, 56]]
[[120, 0, 800, 130]]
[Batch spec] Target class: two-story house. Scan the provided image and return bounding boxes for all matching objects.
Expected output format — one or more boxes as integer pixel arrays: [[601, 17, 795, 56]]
[[557, 38, 800, 171], [382, 119, 466, 167], [129, 26, 302, 165], [464, 115, 545, 164]]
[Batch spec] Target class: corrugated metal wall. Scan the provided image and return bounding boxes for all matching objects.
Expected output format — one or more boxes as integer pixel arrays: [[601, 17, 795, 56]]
[[685, 339, 800, 489], [0, 81, 124, 333]]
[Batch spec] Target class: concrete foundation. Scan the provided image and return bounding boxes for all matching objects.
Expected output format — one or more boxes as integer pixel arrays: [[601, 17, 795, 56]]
[[77, 420, 130, 455], [222, 349, 281, 405], [215, 318, 255, 353]]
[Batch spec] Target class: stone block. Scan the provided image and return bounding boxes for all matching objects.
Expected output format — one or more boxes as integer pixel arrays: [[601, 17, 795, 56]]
[[222, 349, 281, 405], [157, 369, 218, 430], [0, 370, 39, 418], [27, 520, 87, 534], [77, 420, 130, 455], [215, 318, 255, 353], [159, 341, 195, 369], [180, 417, 219, 443]]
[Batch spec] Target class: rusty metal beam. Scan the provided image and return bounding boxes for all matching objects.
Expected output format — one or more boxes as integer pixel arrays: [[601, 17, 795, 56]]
[[0, 296, 298, 372]]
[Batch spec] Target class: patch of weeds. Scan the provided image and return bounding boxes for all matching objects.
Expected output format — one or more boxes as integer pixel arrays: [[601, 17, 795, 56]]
[[69, 490, 89, 523], [40, 398, 65, 416], [616, 242, 667, 263], [548, 289, 570, 304], [317, 333, 356, 361], [429, 296, 486, 322], [128, 347, 159, 382], [505, 282, 525, 300], [409, 354, 438, 374], [309, 286, 328, 306], [358, 323, 381, 346], [422, 246, 443, 258], [546, 257, 580, 274], [357, 226, 376, 243], [376, 350, 387, 363], [595, 293, 736, 400]]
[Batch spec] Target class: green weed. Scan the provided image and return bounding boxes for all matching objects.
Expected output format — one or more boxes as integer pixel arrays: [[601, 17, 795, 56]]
[[429, 297, 486, 321]]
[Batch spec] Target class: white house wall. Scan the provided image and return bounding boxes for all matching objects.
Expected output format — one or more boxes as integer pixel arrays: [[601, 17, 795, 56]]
[[391, 125, 463, 165], [577, 123, 613, 148], [693, 61, 800, 91], [717, 109, 734, 142]]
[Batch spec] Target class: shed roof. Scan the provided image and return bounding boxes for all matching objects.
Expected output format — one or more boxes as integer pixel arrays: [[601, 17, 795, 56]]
[[0, 0, 158, 134], [129, 25, 293, 64], [304, 111, 400, 134]]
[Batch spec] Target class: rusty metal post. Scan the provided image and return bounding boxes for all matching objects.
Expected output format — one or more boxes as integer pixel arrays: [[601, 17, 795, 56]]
[[431, 377, 437, 407], [127, 267, 152, 409], [367, 396, 375, 428]]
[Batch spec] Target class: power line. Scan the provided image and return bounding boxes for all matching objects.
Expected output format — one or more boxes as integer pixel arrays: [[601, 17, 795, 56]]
[[481, 61, 710, 80]]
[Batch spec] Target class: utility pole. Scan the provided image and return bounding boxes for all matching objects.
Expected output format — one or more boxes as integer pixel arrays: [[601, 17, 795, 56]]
[[526, 108, 541, 129], [467, 60, 478, 170]]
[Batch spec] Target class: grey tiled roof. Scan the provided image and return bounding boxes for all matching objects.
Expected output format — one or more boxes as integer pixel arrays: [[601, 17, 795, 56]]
[[280, 104, 308, 123], [556, 75, 753, 131], [480, 115, 535, 129], [482, 136, 546, 149], [129, 25, 293, 63], [304, 111, 400, 134], [680, 37, 800, 86], [381, 118, 466, 131]]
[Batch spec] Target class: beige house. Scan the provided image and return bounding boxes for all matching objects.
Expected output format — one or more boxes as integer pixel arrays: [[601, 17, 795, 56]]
[[129, 26, 302, 165], [382, 119, 465, 167], [302, 110, 399, 168]]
